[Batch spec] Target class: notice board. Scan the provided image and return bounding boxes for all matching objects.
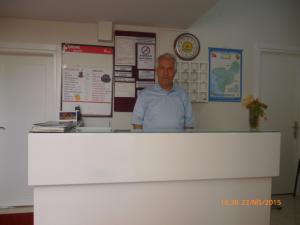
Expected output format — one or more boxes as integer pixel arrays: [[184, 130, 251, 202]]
[[114, 31, 156, 112], [61, 43, 113, 117]]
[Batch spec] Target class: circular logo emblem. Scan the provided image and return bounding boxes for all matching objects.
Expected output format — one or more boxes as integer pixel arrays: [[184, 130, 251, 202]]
[[101, 74, 111, 83], [182, 41, 193, 53], [141, 46, 151, 55], [174, 33, 200, 61]]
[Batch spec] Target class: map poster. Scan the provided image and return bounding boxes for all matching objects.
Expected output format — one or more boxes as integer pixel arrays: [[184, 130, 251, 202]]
[[208, 48, 243, 102]]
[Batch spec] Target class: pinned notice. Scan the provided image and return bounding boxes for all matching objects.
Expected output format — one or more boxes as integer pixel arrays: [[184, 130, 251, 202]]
[[115, 82, 135, 98], [137, 43, 155, 70]]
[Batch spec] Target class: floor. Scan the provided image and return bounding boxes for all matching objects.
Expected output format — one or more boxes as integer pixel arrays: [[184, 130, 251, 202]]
[[0, 206, 33, 225], [0, 197, 299, 225], [0, 213, 33, 225], [270, 195, 300, 225]]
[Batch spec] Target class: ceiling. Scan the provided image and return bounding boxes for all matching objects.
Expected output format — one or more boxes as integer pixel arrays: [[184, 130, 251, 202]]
[[0, 0, 218, 28]]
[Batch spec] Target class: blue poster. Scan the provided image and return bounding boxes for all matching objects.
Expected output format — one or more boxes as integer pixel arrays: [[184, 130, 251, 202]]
[[209, 48, 243, 102]]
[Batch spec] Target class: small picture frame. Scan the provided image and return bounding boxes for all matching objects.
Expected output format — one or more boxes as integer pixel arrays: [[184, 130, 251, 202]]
[[59, 111, 77, 122]]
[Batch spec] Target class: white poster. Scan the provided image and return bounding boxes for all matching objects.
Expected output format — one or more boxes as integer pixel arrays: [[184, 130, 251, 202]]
[[136, 81, 155, 89], [138, 70, 155, 80], [115, 65, 132, 71], [115, 36, 136, 66], [63, 67, 112, 103], [115, 77, 135, 82], [137, 43, 155, 70], [115, 71, 132, 77], [115, 82, 135, 97], [62, 44, 113, 116]]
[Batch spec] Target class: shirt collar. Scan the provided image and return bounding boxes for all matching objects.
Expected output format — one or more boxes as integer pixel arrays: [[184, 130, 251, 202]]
[[155, 83, 176, 93]]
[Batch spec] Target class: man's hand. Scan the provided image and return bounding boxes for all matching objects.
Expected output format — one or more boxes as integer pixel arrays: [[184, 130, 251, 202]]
[[185, 127, 194, 131]]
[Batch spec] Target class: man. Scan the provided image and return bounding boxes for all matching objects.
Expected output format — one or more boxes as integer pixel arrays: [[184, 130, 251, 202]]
[[131, 53, 194, 130]]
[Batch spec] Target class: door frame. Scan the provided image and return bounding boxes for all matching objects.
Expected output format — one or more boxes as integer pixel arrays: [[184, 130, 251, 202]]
[[0, 42, 61, 207], [254, 43, 300, 98], [0, 42, 61, 119], [254, 43, 300, 194]]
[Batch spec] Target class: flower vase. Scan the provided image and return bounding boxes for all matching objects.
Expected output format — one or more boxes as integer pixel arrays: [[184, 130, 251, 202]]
[[249, 108, 259, 130]]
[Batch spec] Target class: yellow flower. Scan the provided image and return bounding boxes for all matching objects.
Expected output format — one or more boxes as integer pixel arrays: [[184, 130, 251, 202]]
[[242, 95, 254, 108], [242, 95, 268, 120]]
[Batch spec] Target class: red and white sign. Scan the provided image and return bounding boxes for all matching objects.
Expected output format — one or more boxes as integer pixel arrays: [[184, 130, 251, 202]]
[[63, 44, 113, 55]]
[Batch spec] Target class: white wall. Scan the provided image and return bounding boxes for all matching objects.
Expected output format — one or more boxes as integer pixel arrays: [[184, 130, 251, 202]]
[[1, 0, 299, 130], [0, 18, 186, 129], [188, 0, 300, 129]]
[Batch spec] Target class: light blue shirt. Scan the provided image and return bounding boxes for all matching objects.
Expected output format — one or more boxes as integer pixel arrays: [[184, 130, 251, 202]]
[[132, 84, 194, 131]]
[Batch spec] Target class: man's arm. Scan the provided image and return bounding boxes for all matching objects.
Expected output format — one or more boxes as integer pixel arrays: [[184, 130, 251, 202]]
[[183, 92, 195, 129], [131, 92, 146, 129]]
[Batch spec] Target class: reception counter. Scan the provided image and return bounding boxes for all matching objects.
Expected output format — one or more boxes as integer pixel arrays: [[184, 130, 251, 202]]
[[28, 131, 280, 225]]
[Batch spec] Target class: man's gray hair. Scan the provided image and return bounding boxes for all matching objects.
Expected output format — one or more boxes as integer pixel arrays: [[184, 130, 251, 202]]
[[157, 53, 177, 71]]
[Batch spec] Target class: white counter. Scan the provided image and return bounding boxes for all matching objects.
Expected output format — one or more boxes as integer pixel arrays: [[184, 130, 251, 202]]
[[28, 131, 280, 225]]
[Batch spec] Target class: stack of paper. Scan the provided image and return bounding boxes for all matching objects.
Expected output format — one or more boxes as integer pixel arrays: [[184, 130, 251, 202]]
[[76, 126, 111, 133], [31, 121, 76, 133]]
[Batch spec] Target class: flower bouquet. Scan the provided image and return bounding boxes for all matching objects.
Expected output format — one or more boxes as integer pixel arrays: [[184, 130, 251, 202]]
[[242, 96, 268, 130]]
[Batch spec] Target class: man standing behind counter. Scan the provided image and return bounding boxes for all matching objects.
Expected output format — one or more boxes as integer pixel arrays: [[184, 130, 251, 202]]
[[132, 53, 194, 130]]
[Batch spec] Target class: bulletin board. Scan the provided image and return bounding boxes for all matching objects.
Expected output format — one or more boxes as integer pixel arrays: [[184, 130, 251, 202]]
[[61, 43, 114, 117], [114, 31, 156, 112]]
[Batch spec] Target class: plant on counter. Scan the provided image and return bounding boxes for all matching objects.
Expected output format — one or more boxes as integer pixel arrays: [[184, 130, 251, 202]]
[[242, 96, 268, 130]]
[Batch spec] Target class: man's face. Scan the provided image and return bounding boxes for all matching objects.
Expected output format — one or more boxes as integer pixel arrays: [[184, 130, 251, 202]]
[[156, 58, 175, 90]]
